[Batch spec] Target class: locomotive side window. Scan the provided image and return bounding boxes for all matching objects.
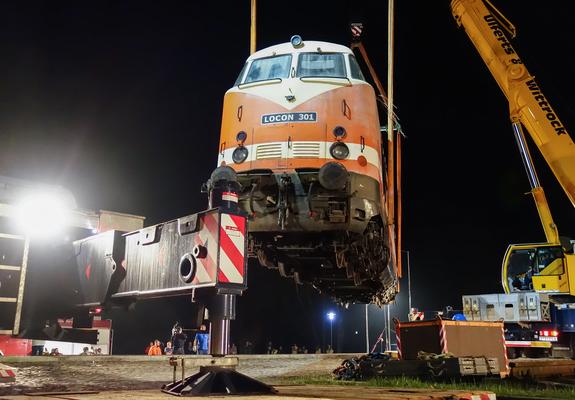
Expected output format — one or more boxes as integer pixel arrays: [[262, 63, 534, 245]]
[[234, 62, 248, 86], [349, 55, 366, 81], [244, 54, 292, 83], [297, 53, 346, 78]]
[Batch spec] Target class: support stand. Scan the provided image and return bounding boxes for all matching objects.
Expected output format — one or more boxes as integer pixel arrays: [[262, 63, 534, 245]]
[[162, 174, 276, 396], [162, 261, 275, 394], [161, 293, 276, 396], [161, 366, 277, 396]]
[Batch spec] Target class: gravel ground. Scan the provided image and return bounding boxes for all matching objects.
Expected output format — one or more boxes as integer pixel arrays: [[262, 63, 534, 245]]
[[0, 354, 353, 396]]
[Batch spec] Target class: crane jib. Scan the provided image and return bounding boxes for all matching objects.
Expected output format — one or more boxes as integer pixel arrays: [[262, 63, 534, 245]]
[[526, 80, 568, 136]]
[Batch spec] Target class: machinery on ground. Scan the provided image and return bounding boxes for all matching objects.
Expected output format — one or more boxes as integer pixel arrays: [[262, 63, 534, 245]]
[[0, 175, 145, 343], [452, 0, 575, 356], [213, 33, 402, 305], [0, 173, 276, 394], [0, 174, 246, 358], [463, 292, 575, 358]]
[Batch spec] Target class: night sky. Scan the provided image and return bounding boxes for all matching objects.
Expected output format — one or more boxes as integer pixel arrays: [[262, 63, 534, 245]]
[[1, 1, 574, 354]]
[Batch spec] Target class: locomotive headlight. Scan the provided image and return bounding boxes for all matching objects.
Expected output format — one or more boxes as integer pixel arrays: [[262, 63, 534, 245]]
[[236, 131, 247, 144], [333, 126, 347, 139], [232, 146, 249, 163], [330, 142, 349, 160], [290, 35, 303, 48]]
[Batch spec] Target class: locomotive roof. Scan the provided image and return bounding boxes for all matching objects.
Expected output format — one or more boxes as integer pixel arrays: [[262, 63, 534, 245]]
[[247, 41, 353, 61]]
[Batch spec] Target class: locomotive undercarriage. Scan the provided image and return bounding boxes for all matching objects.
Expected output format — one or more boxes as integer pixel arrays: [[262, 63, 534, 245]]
[[236, 169, 398, 305]]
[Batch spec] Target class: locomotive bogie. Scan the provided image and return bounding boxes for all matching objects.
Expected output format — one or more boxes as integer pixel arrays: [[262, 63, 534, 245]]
[[235, 170, 380, 234]]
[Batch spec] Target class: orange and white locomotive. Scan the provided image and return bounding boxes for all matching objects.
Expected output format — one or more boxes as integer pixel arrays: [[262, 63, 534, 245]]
[[212, 36, 395, 304]]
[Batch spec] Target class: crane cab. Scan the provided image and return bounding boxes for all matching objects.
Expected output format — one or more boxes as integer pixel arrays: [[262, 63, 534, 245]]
[[502, 243, 575, 300]]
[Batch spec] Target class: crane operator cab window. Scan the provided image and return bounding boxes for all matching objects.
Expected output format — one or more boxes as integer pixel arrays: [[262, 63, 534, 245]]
[[244, 54, 292, 84], [506, 246, 565, 292]]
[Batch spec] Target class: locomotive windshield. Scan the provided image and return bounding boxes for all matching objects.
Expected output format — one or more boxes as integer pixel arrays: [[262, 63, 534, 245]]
[[297, 53, 346, 78], [349, 55, 365, 81], [244, 54, 292, 83], [235, 51, 363, 85], [234, 62, 248, 86]]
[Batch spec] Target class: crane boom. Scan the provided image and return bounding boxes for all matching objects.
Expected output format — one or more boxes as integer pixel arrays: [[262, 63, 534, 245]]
[[451, 0, 575, 212], [451, 0, 575, 300]]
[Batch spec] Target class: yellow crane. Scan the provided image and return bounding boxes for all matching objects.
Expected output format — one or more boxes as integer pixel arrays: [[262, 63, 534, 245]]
[[451, 0, 575, 300]]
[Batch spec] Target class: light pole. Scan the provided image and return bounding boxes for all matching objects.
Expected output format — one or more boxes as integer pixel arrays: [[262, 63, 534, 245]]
[[327, 312, 335, 350], [365, 304, 369, 353], [402, 250, 412, 312]]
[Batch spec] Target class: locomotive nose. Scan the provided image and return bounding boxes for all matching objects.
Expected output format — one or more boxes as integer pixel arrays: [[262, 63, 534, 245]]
[[318, 162, 349, 191]]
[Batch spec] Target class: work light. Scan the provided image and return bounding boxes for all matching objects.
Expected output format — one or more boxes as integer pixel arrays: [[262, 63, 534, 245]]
[[15, 190, 71, 238]]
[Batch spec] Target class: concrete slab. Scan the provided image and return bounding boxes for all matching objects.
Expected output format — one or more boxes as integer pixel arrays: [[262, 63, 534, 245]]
[[0, 354, 501, 399], [0, 355, 238, 367], [0, 354, 352, 396]]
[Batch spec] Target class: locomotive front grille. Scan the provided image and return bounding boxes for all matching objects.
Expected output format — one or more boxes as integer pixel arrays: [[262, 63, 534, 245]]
[[292, 142, 320, 158], [256, 143, 283, 159]]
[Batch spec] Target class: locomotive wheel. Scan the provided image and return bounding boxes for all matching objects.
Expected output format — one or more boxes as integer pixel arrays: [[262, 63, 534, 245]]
[[346, 260, 354, 278], [257, 248, 276, 269], [353, 271, 363, 286], [294, 271, 303, 285], [278, 262, 293, 278]]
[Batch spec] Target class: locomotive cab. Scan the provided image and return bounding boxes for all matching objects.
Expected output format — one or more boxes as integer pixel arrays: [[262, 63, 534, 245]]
[[215, 38, 395, 304]]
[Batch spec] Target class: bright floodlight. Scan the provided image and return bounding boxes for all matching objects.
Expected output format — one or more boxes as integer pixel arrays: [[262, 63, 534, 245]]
[[15, 191, 71, 238], [327, 312, 336, 321]]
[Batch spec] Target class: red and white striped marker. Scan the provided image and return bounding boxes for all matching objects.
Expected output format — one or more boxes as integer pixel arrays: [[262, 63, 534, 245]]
[[457, 393, 496, 400], [222, 191, 238, 203], [438, 319, 449, 354], [192, 212, 220, 284], [410, 311, 424, 321], [393, 318, 402, 360], [0, 364, 16, 383], [350, 23, 363, 38], [500, 323, 510, 375], [218, 213, 246, 284], [189, 211, 246, 286]]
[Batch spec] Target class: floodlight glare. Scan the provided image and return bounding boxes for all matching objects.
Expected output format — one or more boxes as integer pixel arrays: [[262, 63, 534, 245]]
[[15, 191, 71, 238], [327, 312, 336, 321]]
